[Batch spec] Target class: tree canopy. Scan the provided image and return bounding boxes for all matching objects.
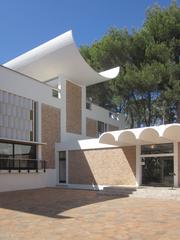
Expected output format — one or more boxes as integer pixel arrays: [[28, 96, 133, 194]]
[[80, 1, 180, 128]]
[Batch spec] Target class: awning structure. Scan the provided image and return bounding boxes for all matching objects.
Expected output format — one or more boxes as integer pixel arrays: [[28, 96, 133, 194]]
[[99, 124, 180, 146], [4, 30, 120, 86]]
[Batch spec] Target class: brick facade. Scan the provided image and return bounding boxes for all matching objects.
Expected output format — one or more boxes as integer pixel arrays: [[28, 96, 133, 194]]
[[178, 143, 180, 186], [66, 81, 82, 134], [41, 104, 60, 169], [86, 118, 97, 138], [68, 147, 136, 186], [108, 124, 119, 131]]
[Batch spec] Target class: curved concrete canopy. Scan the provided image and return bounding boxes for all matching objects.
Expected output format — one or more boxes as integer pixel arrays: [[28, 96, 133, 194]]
[[99, 132, 117, 145], [139, 128, 160, 142], [118, 131, 136, 145], [162, 124, 180, 141], [4, 30, 120, 85], [99, 124, 180, 146]]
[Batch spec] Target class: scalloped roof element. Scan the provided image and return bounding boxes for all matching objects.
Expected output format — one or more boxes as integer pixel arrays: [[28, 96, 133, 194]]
[[99, 123, 180, 146]]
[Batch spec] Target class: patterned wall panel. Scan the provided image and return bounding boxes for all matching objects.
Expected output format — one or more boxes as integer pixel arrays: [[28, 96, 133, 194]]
[[0, 89, 34, 141]]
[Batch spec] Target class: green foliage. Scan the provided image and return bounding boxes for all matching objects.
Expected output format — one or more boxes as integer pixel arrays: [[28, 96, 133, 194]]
[[80, 1, 180, 127]]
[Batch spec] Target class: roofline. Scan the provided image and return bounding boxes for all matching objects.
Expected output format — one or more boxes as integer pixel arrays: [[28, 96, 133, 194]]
[[3, 30, 120, 85]]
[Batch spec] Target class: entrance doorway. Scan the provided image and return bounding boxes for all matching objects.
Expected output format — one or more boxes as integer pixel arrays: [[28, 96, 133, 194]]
[[59, 151, 66, 183], [140, 143, 174, 187], [142, 156, 174, 186]]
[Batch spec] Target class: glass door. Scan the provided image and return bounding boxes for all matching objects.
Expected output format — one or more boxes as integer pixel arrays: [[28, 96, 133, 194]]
[[59, 151, 66, 183], [142, 156, 174, 186]]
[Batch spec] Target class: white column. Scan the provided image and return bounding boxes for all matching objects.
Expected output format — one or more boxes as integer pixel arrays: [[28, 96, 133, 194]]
[[173, 142, 178, 187], [81, 86, 86, 137], [36, 102, 42, 160], [66, 150, 69, 184], [136, 145, 141, 186], [55, 145, 59, 185]]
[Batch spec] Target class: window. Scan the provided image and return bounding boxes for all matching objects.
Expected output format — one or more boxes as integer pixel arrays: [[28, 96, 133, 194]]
[[14, 144, 36, 160], [86, 102, 92, 110], [0, 143, 13, 159], [141, 143, 173, 155], [52, 89, 60, 99], [97, 121, 107, 137], [0, 142, 37, 171], [0, 142, 36, 160]]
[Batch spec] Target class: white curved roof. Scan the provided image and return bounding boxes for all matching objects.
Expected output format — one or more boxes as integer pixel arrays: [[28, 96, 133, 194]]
[[99, 123, 180, 146], [4, 30, 120, 86]]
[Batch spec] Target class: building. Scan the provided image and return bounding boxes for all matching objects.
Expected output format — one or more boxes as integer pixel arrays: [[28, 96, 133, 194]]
[[0, 30, 126, 192], [0, 30, 180, 192]]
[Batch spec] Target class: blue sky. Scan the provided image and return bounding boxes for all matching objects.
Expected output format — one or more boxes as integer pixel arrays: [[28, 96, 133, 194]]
[[0, 0, 177, 63]]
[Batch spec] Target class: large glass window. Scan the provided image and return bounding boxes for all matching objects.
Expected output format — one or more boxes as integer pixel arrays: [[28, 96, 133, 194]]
[[14, 144, 36, 160], [0, 143, 13, 159], [0, 142, 36, 160], [141, 143, 173, 155]]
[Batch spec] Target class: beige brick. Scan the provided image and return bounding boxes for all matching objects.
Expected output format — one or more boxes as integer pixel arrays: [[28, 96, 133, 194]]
[[178, 142, 180, 186], [68, 147, 136, 186], [41, 104, 60, 169], [66, 81, 82, 134], [86, 118, 97, 138]]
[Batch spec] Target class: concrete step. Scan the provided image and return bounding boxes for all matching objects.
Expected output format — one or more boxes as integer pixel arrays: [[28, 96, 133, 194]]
[[130, 188, 180, 199], [97, 186, 180, 200], [97, 186, 137, 196]]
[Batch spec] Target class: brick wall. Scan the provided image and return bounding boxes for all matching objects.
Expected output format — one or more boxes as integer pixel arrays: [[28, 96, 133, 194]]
[[41, 104, 60, 169], [86, 118, 97, 138], [178, 143, 180, 186], [68, 146, 136, 186], [66, 81, 82, 134], [108, 124, 119, 131]]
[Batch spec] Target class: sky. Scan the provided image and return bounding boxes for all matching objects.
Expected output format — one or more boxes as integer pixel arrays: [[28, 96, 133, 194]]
[[0, 0, 177, 63]]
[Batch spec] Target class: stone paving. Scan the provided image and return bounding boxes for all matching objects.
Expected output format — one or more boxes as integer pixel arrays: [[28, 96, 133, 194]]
[[0, 188, 180, 240]]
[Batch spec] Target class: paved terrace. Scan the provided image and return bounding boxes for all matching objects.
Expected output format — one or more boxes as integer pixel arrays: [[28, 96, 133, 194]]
[[0, 188, 180, 240]]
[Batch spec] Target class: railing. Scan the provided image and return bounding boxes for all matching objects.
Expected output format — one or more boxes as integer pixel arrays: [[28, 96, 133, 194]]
[[0, 158, 46, 173]]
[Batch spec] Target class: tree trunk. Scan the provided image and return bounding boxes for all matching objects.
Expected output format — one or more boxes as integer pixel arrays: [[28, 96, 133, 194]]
[[147, 92, 151, 126]]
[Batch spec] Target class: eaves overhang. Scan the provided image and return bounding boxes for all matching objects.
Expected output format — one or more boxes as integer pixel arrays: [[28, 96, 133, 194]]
[[4, 30, 120, 86]]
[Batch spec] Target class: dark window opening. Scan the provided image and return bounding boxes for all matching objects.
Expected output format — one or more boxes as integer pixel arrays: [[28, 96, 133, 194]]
[[97, 121, 107, 137], [59, 151, 66, 183]]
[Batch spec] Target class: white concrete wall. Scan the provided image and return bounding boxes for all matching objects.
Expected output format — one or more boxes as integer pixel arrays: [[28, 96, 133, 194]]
[[86, 103, 127, 130], [0, 66, 62, 109], [55, 138, 117, 151], [0, 169, 56, 192]]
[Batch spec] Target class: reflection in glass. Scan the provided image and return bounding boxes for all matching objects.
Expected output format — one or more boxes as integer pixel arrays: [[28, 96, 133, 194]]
[[0, 143, 13, 159], [141, 143, 173, 155], [14, 144, 36, 159], [142, 156, 174, 186]]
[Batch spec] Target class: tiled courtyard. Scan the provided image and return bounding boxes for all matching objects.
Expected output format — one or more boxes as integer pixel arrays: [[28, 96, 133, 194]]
[[0, 188, 180, 240]]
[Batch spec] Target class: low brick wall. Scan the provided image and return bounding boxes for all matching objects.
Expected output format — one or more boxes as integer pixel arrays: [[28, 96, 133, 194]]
[[68, 146, 136, 186]]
